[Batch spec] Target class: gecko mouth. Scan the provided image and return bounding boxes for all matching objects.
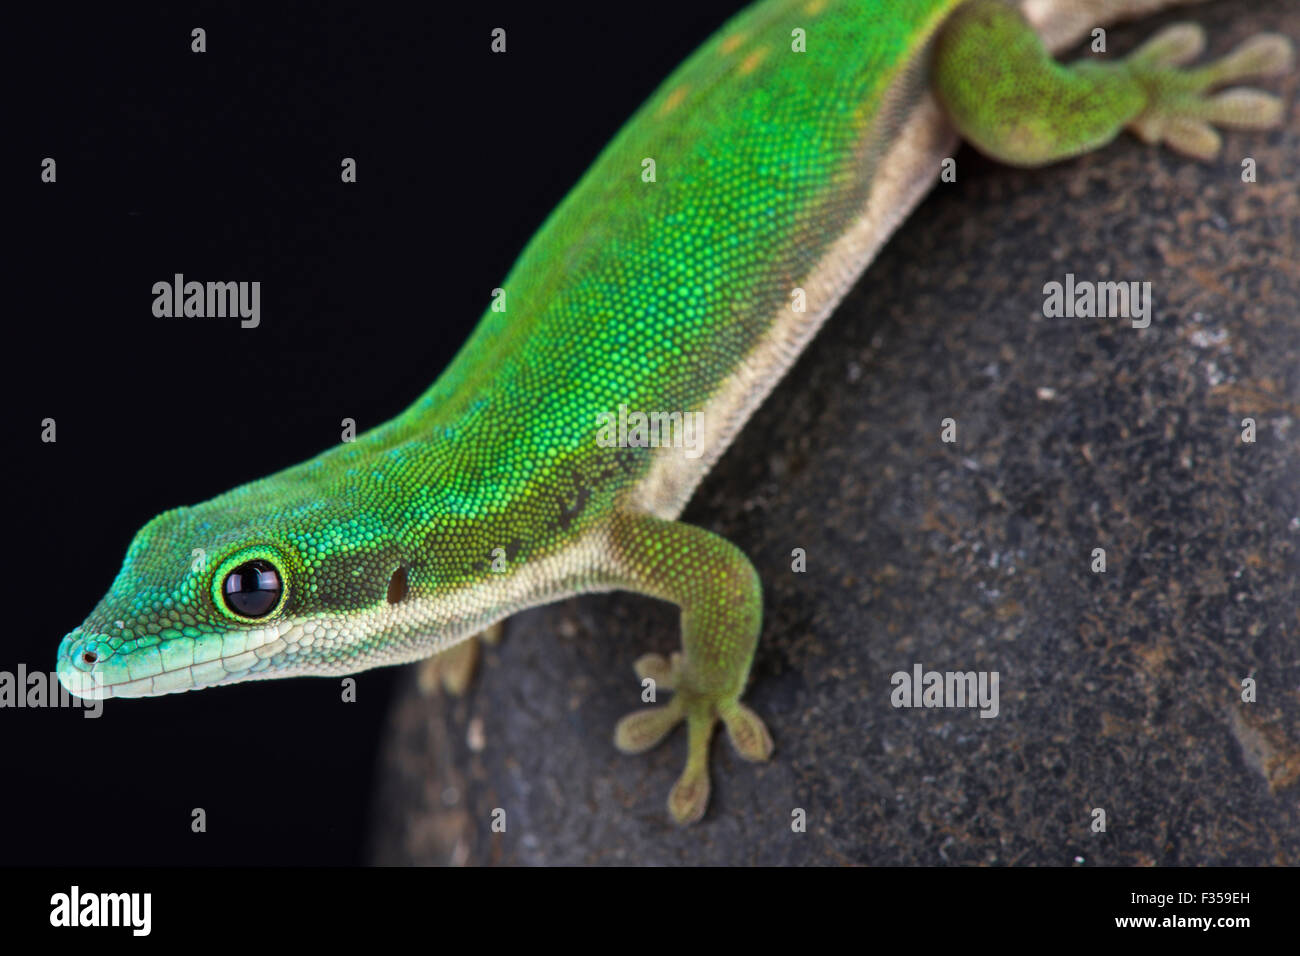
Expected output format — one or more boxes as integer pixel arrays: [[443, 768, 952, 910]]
[[56, 626, 291, 700], [57, 590, 484, 700]]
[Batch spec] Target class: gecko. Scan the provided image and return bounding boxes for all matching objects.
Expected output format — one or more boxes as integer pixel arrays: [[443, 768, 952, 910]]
[[58, 0, 1291, 824]]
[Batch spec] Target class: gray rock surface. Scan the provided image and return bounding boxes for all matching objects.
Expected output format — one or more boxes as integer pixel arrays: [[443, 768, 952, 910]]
[[370, 0, 1300, 865]]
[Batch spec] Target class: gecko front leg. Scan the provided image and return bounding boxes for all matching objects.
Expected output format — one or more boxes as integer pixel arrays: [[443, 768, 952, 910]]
[[604, 513, 773, 825], [417, 622, 504, 697]]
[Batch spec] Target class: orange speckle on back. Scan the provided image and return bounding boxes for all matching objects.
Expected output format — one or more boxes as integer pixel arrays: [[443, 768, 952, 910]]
[[804, 0, 828, 14], [738, 47, 769, 77], [657, 85, 690, 117], [720, 32, 747, 55]]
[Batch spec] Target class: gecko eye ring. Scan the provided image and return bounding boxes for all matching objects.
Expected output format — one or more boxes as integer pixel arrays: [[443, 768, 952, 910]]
[[222, 560, 284, 618]]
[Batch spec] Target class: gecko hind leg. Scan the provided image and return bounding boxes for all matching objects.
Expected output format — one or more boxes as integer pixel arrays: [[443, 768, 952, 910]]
[[933, 0, 1293, 165]]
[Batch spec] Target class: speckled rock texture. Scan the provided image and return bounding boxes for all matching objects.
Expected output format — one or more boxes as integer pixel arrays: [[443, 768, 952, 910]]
[[370, 0, 1300, 865]]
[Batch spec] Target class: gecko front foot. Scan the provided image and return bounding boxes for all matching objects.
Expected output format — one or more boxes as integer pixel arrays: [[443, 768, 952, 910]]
[[614, 652, 772, 825], [416, 622, 504, 696]]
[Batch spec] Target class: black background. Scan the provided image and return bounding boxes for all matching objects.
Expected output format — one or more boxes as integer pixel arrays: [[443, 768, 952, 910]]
[[9, 0, 741, 865]]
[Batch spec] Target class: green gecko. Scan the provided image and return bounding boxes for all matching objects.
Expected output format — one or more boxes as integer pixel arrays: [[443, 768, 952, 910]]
[[59, 0, 1291, 824]]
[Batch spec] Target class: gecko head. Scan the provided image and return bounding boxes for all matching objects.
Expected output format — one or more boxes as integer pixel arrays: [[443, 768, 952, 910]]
[[57, 489, 417, 700]]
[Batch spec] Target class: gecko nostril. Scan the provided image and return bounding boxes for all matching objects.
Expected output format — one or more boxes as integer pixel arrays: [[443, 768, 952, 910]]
[[82, 650, 99, 665]]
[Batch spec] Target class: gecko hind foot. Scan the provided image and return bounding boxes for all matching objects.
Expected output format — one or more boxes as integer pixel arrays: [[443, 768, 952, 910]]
[[1126, 26, 1294, 159], [933, 2, 1293, 167]]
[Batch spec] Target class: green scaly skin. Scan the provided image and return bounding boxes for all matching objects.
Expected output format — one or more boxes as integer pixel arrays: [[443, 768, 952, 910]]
[[58, 0, 1291, 824]]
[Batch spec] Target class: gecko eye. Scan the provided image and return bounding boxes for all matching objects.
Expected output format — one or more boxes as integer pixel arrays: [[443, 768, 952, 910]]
[[222, 560, 283, 618]]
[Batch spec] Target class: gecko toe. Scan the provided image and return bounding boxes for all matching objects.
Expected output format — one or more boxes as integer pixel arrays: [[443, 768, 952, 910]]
[[668, 762, 711, 826], [1201, 33, 1294, 87], [1202, 88, 1285, 129], [1130, 23, 1205, 69], [632, 651, 681, 689], [720, 701, 774, 762], [614, 699, 684, 753]]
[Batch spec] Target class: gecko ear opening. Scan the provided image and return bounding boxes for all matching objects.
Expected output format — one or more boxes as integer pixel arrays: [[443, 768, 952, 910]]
[[386, 566, 409, 604]]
